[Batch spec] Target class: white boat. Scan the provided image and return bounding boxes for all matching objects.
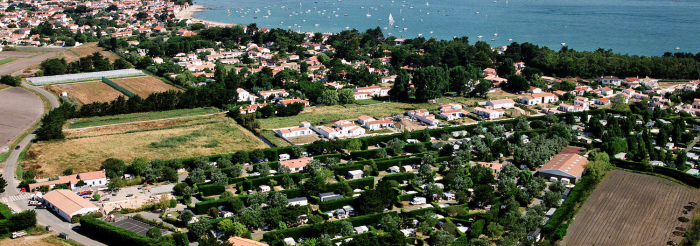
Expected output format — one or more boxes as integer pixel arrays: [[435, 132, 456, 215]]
[[389, 13, 394, 23], [494, 33, 498, 36], [418, 33, 422, 36], [476, 12, 479, 14], [430, 31, 433, 34], [404, 27, 408, 30], [508, 38, 512, 41], [477, 35, 483, 38], [491, 38, 495, 41], [561, 43, 566, 46], [315, 24, 319, 26], [426, 2, 429, 6], [675, 47, 681, 50]]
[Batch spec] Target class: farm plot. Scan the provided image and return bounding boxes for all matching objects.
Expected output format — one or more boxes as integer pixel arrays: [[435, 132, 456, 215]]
[[110, 76, 180, 98], [67, 42, 120, 62], [561, 170, 700, 246], [22, 114, 266, 176], [45, 81, 126, 105]]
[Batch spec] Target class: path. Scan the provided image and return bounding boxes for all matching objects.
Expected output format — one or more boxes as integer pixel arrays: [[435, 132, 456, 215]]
[[687, 134, 700, 152]]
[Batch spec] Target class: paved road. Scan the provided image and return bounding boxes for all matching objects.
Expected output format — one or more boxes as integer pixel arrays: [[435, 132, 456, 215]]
[[0, 87, 44, 149], [0, 51, 43, 58], [0, 52, 55, 76], [686, 134, 700, 152]]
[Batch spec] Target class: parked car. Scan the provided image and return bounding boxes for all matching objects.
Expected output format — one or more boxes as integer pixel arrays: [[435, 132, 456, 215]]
[[27, 201, 40, 206]]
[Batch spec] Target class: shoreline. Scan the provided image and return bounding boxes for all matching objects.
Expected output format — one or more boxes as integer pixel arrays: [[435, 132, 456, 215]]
[[176, 4, 237, 27]]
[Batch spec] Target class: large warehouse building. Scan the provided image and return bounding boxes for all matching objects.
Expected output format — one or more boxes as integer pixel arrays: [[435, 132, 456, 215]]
[[42, 189, 99, 221], [537, 154, 588, 183]]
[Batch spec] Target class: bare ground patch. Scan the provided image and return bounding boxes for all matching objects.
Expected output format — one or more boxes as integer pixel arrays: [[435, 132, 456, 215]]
[[110, 76, 180, 98], [45, 81, 126, 104]]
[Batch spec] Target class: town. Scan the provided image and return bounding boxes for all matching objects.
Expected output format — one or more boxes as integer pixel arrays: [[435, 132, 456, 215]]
[[0, 0, 699, 246]]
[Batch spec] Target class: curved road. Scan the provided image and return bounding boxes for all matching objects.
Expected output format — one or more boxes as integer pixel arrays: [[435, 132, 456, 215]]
[[0, 51, 104, 246]]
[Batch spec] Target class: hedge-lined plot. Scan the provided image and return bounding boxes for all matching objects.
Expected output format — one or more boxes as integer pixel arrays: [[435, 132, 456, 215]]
[[562, 170, 700, 246], [102, 77, 135, 97]]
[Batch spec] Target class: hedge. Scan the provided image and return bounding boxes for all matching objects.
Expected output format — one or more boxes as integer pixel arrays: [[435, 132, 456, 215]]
[[0, 202, 12, 219], [80, 216, 168, 246], [350, 149, 379, 160], [612, 159, 700, 188], [275, 188, 304, 198], [401, 207, 438, 218], [382, 172, 416, 183], [315, 153, 342, 163], [542, 175, 596, 234], [0, 210, 36, 235], [404, 142, 434, 153], [102, 77, 135, 97], [194, 198, 229, 214], [319, 197, 356, 212], [397, 193, 417, 201], [198, 184, 225, 196], [333, 164, 365, 175], [469, 219, 485, 238], [325, 177, 375, 192]]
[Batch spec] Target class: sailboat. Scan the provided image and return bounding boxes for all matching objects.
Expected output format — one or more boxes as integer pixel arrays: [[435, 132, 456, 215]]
[[388, 13, 394, 24], [366, 9, 371, 17]]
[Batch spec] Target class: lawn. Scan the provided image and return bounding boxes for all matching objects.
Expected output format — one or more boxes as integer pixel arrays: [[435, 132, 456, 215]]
[[24, 115, 266, 176], [261, 130, 292, 147], [258, 102, 428, 129], [0, 58, 17, 66], [67, 107, 222, 129]]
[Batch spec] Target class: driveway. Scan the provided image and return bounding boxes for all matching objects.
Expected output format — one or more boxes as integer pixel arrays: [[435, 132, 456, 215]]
[[0, 87, 43, 149]]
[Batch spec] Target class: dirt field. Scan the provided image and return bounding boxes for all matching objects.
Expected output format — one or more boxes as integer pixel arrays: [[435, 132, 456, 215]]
[[65, 42, 120, 62], [562, 170, 700, 246], [23, 115, 266, 176], [45, 81, 126, 104], [0, 87, 44, 148], [110, 76, 180, 98]]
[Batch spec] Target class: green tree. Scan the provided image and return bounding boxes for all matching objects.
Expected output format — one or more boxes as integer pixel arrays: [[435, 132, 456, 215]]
[[433, 230, 455, 246], [486, 222, 504, 238], [340, 220, 355, 236], [210, 169, 228, 186], [379, 214, 400, 232], [338, 88, 355, 104], [413, 66, 448, 101], [100, 158, 126, 179], [188, 217, 211, 237], [389, 69, 411, 100], [346, 139, 362, 152], [268, 192, 288, 208], [506, 74, 529, 92], [320, 89, 338, 105], [187, 168, 206, 184], [92, 194, 100, 201]]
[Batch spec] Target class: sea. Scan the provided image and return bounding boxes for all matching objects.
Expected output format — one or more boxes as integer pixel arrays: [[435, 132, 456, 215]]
[[193, 0, 700, 57]]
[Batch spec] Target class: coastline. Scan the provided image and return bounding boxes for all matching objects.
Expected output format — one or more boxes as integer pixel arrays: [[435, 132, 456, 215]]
[[176, 4, 237, 27]]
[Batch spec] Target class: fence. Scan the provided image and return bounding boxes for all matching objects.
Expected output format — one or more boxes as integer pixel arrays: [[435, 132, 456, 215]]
[[27, 69, 145, 85], [102, 77, 135, 97]]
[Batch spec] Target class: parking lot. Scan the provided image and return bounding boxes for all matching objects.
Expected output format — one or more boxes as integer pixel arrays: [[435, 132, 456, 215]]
[[111, 216, 168, 236], [99, 186, 165, 214]]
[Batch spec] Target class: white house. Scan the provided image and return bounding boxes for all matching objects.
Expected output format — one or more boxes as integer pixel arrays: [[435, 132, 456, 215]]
[[485, 99, 515, 109], [407, 109, 439, 126], [236, 88, 251, 102], [276, 122, 314, 138], [28, 170, 107, 191], [439, 104, 468, 120], [42, 190, 99, 222], [599, 76, 623, 86], [516, 93, 558, 105], [473, 107, 505, 119], [364, 119, 394, 130]]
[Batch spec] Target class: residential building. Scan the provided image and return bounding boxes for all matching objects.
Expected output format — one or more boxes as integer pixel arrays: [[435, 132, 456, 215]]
[[29, 170, 107, 191], [598, 76, 623, 86], [287, 197, 308, 206], [407, 109, 439, 126], [516, 93, 558, 105], [276, 122, 313, 138], [473, 107, 505, 119], [279, 157, 314, 173], [347, 170, 364, 180], [227, 237, 268, 246], [485, 99, 515, 109], [258, 89, 288, 98]]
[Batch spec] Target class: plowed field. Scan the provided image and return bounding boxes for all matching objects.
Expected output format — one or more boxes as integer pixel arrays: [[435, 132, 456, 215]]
[[562, 170, 700, 246]]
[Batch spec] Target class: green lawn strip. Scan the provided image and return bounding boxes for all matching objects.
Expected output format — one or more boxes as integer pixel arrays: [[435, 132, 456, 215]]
[[68, 107, 222, 129], [0, 58, 17, 66], [261, 130, 291, 147]]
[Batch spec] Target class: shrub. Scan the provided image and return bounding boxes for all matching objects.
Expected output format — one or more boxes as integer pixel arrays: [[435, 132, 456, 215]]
[[318, 197, 356, 212], [198, 184, 225, 196], [469, 219, 485, 238]]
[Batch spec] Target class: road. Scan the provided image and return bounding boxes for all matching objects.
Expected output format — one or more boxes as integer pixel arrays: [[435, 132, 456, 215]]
[[0, 52, 55, 76], [687, 134, 700, 152], [0, 51, 104, 246]]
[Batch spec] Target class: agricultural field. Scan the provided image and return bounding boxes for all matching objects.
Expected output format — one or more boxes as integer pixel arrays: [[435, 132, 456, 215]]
[[23, 114, 266, 176], [67, 107, 222, 129], [110, 76, 180, 98], [45, 81, 126, 104], [562, 170, 700, 246], [65, 42, 120, 62], [258, 102, 429, 130]]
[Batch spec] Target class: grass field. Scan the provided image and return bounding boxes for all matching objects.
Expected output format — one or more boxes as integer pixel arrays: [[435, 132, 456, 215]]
[[562, 170, 700, 246], [24, 114, 266, 176], [67, 107, 222, 129], [110, 76, 180, 98], [67, 42, 120, 62], [261, 130, 291, 147], [45, 81, 126, 105], [258, 102, 428, 129]]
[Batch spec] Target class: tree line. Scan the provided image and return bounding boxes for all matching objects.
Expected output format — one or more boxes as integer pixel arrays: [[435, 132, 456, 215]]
[[39, 52, 132, 76]]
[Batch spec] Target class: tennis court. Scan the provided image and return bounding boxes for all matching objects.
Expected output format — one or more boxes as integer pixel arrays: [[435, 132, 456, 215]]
[[110, 217, 167, 236]]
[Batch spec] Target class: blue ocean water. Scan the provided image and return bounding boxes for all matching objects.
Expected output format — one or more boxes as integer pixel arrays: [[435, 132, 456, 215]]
[[193, 0, 699, 56]]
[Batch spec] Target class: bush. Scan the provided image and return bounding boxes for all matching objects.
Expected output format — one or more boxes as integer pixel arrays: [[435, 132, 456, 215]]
[[169, 199, 177, 208], [262, 211, 397, 241], [194, 198, 230, 214]]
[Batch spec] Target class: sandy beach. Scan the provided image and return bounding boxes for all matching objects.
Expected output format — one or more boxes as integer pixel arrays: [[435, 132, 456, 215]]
[[175, 4, 236, 27]]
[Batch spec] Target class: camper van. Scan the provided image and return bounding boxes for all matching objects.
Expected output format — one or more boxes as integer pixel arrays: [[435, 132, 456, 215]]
[[410, 197, 427, 205]]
